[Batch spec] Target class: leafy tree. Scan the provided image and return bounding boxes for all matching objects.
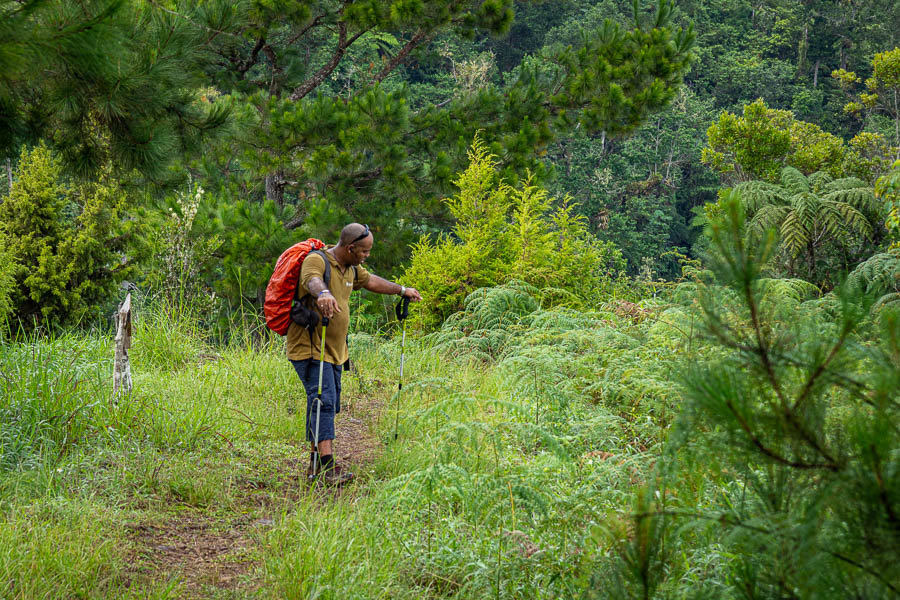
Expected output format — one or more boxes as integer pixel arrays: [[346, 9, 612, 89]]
[[403, 137, 624, 330], [835, 47, 900, 159], [0, 145, 143, 328], [673, 194, 900, 597], [734, 166, 880, 285], [703, 98, 896, 184], [0, 0, 228, 179]]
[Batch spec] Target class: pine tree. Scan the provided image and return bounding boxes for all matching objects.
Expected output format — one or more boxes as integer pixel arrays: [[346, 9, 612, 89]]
[[189, 0, 693, 270], [673, 193, 900, 597], [0, 0, 228, 179]]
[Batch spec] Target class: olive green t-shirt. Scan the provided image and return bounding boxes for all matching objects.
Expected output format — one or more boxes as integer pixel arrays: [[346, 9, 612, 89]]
[[286, 247, 370, 364]]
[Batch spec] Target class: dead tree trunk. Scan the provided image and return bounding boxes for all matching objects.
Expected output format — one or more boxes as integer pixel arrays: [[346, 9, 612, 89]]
[[113, 293, 133, 401]]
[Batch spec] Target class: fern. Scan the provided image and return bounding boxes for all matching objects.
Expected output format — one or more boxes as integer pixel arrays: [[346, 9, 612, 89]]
[[780, 166, 809, 194], [846, 249, 900, 298], [733, 169, 881, 286], [807, 170, 834, 192], [733, 180, 787, 213]]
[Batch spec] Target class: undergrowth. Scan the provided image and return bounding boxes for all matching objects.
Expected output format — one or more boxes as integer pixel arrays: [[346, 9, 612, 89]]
[[1, 257, 896, 598]]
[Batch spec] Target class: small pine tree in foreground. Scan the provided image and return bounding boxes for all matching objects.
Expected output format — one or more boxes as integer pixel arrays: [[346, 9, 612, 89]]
[[673, 192, 899, 597]]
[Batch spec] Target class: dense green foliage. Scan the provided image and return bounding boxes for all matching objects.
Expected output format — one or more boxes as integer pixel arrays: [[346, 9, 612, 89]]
[[703, 98, 896, 184], [672, 195, 900, 597], [2, 203, 896, 596], [0, 145, 143, 328], [403, 137, 624, 329], [731, 167, 881, 286], [0, 0, 228, 179]]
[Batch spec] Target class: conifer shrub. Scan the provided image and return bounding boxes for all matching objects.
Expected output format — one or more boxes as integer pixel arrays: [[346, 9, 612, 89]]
[[0, 232, 15, 326], [657, 192, 900, 597], [0, 145, 143, 329], [403, 137, 625, 331]]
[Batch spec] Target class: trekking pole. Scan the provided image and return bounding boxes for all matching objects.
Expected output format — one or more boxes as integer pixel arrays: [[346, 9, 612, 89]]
[[312, 317, 329, 477], [393, 296, 410, 441]]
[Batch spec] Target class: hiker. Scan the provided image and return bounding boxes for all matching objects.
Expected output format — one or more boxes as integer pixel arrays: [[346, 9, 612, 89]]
[[288, 223, 422, 485]]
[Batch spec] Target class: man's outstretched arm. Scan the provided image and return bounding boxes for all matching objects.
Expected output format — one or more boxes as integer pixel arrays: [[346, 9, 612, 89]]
[[363, 274, 422, 301]]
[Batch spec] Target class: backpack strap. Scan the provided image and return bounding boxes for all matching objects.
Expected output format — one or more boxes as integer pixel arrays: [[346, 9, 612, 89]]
[[309, 250, 332, 290], [296, 249, 332, 349]]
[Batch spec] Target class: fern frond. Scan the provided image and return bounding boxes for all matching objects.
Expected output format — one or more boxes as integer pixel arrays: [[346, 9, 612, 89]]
[[757, 278, 820, 303], [734, 181, 788, 214], [823, 200, 872, 239], [847, 249, 900, 295], [807, 170, 833, 192], [749, 203, 789, 233], [823, 177, 868, 193], [780, 210, 808, 257], [823, 187, 878, 216], [780, 166, 809, 194], [792, 191, 819, 234]]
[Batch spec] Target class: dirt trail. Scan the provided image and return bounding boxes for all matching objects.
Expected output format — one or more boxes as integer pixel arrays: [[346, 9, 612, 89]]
[[125, 393, 384, 597]]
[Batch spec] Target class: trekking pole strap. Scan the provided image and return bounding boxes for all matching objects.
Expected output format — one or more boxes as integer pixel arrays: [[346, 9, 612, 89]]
[[395, 296, 410, 321]]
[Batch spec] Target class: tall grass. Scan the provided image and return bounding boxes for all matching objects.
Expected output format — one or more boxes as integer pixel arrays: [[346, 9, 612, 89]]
[[0, 331, 113, 472]]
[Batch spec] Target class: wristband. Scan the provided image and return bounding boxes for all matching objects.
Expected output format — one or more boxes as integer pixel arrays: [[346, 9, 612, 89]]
[[399, 286, 406, 297], [318, 289, 332, 298]]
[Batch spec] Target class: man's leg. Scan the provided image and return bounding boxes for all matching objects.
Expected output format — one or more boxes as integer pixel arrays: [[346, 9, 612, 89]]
[[312, 362, 352, 484], [311, 439, 333, 456], [296, 360, 351, 484]]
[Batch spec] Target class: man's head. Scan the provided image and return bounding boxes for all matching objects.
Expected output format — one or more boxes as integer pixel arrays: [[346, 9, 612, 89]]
[[337, 222, 373, 266]]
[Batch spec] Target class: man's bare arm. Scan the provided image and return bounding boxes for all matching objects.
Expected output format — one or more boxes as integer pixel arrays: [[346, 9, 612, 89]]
[[306, 276, 341, 318], [363, 274, 422, 301]]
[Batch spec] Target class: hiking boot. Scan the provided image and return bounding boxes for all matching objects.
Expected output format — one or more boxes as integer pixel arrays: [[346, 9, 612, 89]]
[[321, 462, 354, 486], [306, 461, 355, 486]]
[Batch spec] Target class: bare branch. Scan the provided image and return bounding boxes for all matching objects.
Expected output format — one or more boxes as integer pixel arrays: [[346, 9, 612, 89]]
[[375, 29, 433, 82], [289, 21, 372, 101], [284, 13, 329, 47]]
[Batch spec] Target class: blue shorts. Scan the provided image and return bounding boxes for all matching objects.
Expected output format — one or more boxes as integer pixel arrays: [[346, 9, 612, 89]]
[[291, 359, 342, 443]]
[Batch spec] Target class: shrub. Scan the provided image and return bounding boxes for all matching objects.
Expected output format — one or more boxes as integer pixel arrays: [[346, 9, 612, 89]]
[[0, 145, 142, 329], [0, 232, 15, 327], [403, 137, 624, 330]]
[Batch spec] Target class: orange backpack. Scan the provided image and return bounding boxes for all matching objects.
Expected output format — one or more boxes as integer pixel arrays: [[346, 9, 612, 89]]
[[264, 239, 326, 335]]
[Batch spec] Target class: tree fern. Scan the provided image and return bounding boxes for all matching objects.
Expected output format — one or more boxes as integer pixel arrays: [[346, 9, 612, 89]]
[[780, 166, 809, 194], [734, 168, 881, 286], [846, 248, 900, 299]]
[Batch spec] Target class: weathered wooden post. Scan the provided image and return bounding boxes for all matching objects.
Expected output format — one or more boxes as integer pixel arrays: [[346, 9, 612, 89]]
[[113, 293, 133, 400]]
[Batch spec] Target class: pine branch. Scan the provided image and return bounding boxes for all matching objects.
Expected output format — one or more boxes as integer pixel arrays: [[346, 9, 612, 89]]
[[723, 394, 838, 471], [790, 323, 852, 413], [632, 510, 900, 596], [144, 0, 242, 40]]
